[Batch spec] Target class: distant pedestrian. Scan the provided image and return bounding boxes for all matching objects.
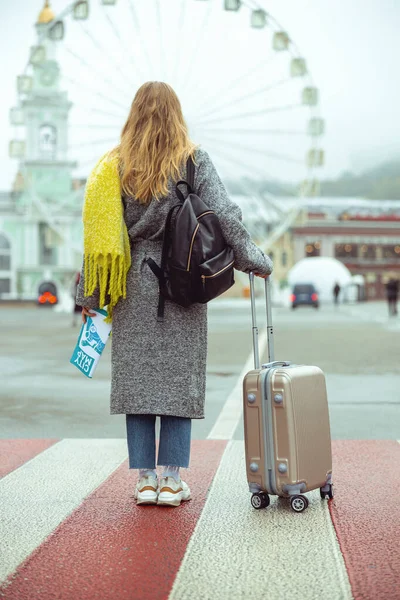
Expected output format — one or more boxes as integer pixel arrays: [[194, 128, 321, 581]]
[[333, 282, 341, 305], [75, 82, 273, 508], [71, 271, 81, 327], [386, 277, 399, 316]]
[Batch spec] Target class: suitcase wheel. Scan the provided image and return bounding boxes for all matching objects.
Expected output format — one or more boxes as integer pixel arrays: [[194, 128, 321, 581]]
[[320, 484, 334, 500], [251, 493, 270, 510], [290, 495, 309, 513]]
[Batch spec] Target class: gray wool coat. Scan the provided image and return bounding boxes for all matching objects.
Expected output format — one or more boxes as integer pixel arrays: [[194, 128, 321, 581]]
[[76, 148, 273, 419]]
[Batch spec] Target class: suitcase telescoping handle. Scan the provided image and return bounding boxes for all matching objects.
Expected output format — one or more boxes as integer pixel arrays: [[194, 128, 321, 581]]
[[249, 272, 275, 369]]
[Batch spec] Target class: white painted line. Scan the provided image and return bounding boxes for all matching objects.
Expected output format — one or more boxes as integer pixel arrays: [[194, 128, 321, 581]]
[[207, 329, 268, 440], [0, 439, 127, 584], [170, 441, 353, 600]]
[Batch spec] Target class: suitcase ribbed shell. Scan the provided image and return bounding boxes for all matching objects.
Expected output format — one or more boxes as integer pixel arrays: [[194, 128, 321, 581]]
[[244, 364, 332, 497]]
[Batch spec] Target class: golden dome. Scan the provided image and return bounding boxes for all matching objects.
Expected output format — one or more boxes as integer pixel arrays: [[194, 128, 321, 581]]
[[37, 1, 55, 24]]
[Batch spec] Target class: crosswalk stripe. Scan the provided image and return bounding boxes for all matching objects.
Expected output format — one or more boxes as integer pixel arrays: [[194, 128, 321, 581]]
[[0, 440, 226, 600], [0, 439, 59, 479], [1, 438, 398, 598], [170, 440, 353, 600], [0, 438, 128, 584]]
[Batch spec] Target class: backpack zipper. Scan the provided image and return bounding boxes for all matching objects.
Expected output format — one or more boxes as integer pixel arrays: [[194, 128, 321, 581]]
[[186, 211, 215, 271], [201, 260, 235, 286]]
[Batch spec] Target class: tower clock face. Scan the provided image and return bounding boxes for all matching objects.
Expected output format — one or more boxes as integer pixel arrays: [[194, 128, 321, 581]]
[[39, 124, 57, 158]]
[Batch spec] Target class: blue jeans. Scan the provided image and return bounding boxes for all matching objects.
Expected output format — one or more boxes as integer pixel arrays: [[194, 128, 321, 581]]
[[126, 414, 192, 469]]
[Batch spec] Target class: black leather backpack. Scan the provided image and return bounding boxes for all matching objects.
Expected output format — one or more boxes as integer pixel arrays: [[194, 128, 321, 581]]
[[147, 156, 235, 320]]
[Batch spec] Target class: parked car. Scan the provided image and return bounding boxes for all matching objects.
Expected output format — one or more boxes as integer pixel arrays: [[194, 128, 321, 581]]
[[291, 283, 319, 309]]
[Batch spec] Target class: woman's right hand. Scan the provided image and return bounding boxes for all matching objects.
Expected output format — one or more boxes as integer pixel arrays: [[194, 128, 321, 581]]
[[82, 306, 97, 324], [254, 273, 270, 279]]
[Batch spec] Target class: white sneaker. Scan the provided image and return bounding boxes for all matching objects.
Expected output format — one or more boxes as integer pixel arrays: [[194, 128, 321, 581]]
[[157, 476, 191, 507], [134, 475, 158, 505]]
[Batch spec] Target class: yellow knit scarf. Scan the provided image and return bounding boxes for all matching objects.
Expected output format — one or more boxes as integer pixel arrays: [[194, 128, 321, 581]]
[[83, 150, 131, 323]]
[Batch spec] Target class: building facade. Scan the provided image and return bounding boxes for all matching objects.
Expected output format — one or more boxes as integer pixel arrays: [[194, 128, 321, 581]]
[[291, 199, 400, 300]]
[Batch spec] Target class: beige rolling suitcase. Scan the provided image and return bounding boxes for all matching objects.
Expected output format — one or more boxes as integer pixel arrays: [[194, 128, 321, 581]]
[[243, 273, 333, 512]]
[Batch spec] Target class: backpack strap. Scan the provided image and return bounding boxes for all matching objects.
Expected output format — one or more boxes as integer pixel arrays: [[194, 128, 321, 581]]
[[146, 203, 181, 322], [175, 155, 195, 202], [187, 154, 195, 189], [148, 156, 196, 322]]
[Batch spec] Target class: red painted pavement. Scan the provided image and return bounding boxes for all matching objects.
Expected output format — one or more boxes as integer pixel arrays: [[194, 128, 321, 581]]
[[330, 440, 400, 600], [0, 439, 59, 479], [0, 440, 227, 600]]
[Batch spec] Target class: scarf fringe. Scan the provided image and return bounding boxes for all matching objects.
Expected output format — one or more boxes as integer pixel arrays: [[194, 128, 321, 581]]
[[84, 251, 129, 323], [82, 150, 131, 323]]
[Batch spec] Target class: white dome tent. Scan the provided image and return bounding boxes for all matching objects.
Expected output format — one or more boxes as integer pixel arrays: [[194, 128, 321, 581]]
[[287, 257, 353, 304]]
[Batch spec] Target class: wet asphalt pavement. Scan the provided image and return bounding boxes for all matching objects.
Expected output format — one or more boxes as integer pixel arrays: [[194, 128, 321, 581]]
[[1, 299, 399, 440]]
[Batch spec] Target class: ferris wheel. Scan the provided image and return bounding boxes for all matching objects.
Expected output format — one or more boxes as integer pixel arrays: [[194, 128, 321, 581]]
[[9, 0, 325, 251]]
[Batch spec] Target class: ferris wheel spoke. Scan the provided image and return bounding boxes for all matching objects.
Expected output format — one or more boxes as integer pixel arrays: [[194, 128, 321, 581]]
[[201, 134, 304, 165], [64, 47, 132, 101], [193, 53, 278, 118], [77, 22, 137, 93], [155, 0, 165, 79], [241, 0, 264, 9], [211, 150, 277, 201], [171, 0, 188, 84], [71, 105, 124, 120], [200, 126, 306, 136], [196, 103, 303, 127], [179, 0, 214, 96], [74, 154, 109, 170], [69, 124, 120, 130], [91, 92, 126, 112], [102, 11, 145, 83], [205, 145, 297, 196], [68, 138, 118, 150], [196, 78, 292, 121], [128, 0, 156, 79], [206, 145, 269, 179], [62, 74, 128, 112]]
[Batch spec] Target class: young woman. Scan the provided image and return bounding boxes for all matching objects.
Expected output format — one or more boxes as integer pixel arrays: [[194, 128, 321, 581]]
[[76, 81, 273, 507]]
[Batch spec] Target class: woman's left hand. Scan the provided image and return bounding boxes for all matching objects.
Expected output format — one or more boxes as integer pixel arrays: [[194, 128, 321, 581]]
[[82, 306, 97, 324]]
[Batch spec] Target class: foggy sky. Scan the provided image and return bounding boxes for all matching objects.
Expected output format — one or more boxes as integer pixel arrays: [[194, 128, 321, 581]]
[[1, 0, 399, 191]]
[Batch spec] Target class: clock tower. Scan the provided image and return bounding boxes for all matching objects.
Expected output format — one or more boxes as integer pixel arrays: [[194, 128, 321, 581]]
[[8, 1, 84, 302], [18, 4, 76, 202]]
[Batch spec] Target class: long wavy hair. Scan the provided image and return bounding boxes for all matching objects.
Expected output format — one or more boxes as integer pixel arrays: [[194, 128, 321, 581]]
[[117, 82, 197, 204]]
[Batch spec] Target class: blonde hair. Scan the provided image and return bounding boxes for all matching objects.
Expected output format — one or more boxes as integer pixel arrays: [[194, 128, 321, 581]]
[[117, 82, 197, 204]]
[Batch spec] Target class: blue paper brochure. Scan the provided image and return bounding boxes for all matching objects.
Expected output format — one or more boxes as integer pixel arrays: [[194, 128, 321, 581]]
[[70, 308, 111, 378]]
